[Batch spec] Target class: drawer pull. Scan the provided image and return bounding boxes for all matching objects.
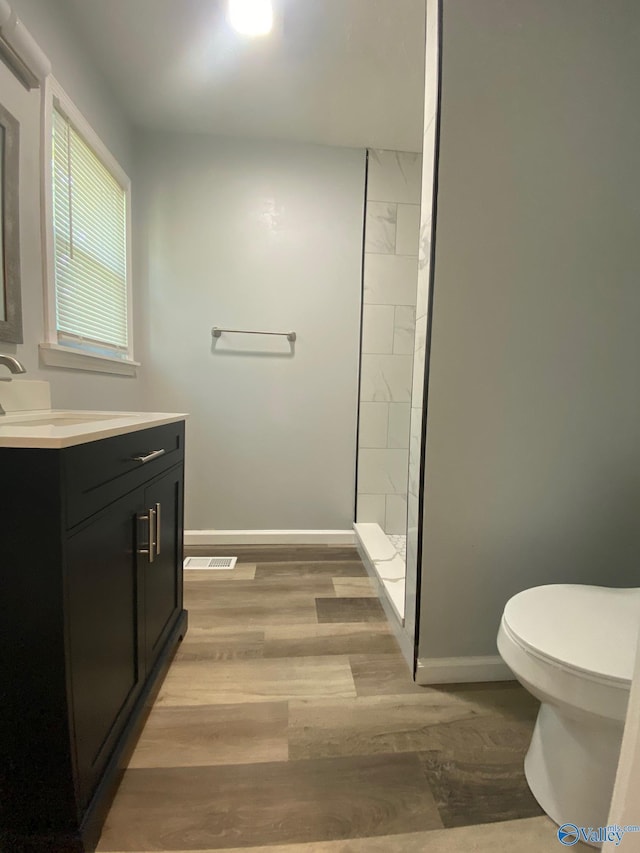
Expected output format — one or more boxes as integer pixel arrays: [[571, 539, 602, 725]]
[[132, 449, 166, 464]]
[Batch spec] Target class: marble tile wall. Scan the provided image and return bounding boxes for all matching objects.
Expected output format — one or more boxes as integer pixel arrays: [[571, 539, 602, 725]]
[[404, 0, 440, 638], [357, 150, 422, 536]]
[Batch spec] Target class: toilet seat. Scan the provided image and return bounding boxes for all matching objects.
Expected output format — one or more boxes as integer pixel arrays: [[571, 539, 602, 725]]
[[498, 585, 639, 723], [502, 584, 640, 684]]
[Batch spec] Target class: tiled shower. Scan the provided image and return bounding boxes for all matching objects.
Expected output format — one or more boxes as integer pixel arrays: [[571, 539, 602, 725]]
[[355, 149, 423, 618], [357, 149, 422, 533]]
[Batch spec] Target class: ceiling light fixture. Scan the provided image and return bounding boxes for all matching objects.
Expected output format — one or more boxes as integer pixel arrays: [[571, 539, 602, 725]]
[[227, 0, 273, 37]]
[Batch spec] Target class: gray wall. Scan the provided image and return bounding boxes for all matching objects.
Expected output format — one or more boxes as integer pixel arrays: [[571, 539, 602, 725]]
[[0, 0, 142, 411], [419, 0, 640, 660], [135, 133, 365, 531]]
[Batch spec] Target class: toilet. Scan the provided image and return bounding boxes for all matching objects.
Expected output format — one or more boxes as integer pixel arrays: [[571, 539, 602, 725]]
[[497, 585, 640, 841]]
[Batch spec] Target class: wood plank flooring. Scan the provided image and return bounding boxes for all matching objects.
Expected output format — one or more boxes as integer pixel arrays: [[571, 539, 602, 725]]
[[315, 596, 387, 623], [97, 545, 573, 852]]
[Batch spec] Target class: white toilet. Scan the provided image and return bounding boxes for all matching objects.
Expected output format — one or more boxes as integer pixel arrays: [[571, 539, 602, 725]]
[[497, 584, 640, 841]]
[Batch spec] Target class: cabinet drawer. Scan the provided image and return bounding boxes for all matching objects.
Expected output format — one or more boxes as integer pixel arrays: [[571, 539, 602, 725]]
[[64, 422, 185, 528]]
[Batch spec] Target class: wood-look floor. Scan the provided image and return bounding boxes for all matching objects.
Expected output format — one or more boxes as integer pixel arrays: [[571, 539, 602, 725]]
[[97, 546, 582, 852]]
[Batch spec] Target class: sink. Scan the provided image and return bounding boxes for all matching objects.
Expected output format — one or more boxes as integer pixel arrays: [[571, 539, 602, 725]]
[[3, 414, 128, 427]]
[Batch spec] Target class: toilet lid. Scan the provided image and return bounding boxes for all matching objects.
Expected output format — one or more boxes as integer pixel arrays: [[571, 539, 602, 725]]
[[503, 585, 640, 683]]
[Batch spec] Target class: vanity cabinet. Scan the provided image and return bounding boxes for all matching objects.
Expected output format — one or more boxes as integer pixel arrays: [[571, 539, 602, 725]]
[[0, 421, 187, 852]]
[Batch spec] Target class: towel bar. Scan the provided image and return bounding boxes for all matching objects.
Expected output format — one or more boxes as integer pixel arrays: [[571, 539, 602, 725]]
[[211, 327, 296, 342]]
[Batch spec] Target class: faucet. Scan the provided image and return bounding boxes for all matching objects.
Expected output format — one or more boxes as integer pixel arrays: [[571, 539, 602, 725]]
[[0, 355, 27, 415]]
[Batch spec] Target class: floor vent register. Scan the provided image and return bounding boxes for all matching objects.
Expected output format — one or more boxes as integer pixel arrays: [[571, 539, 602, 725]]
[[183, 556, 238, 570]]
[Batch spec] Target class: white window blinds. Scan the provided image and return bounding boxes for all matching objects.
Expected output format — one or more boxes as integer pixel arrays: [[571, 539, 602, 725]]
[[52, 106, 129, 356]]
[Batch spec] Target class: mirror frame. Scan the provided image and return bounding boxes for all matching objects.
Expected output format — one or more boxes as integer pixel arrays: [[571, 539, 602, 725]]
[[0, 101, 22, 344]]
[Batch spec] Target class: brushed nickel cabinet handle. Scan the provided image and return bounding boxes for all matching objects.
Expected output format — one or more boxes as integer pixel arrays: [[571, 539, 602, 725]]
[[137, 508, 156, 563], [155, 502, 161, 556], [149, 507, 156, 563], [132, 449, 166, 464]]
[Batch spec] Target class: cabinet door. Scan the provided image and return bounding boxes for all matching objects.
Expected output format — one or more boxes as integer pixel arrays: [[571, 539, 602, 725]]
[[66, 488, 144, 808], [143, 465, 184, 669]]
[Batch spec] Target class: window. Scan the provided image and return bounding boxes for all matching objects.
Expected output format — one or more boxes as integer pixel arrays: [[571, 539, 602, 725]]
[[41, 81, 136, 374]]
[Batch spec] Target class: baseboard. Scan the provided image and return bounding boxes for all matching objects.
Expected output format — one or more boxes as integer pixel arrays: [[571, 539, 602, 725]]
[[416, 655, 515, 685], [184, 529, 357, 546]]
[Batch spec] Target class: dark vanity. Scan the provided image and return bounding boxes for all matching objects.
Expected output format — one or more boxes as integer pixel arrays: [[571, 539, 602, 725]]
[[0, 417, 188, 852]]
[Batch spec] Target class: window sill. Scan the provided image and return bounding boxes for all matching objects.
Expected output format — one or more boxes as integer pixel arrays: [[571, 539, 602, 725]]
[[39, 343, 140, 376]]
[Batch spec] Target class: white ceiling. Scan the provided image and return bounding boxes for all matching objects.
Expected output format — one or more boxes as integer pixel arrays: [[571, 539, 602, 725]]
[[64, 0, 426, 151]]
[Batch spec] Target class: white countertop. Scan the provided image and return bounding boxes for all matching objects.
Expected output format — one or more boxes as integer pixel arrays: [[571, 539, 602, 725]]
[[0, 410, 188, 449]]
